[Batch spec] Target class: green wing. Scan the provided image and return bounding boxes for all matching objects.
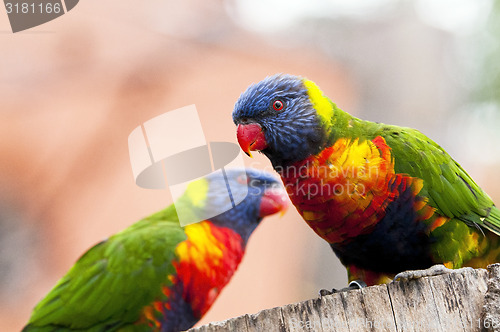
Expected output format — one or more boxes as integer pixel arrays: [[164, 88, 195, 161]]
[[25, 205, 186, 331], [376, 124, 500, 236]]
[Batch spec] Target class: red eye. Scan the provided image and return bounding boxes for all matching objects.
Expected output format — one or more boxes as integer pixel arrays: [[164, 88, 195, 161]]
[[272, 99, 284, 111]]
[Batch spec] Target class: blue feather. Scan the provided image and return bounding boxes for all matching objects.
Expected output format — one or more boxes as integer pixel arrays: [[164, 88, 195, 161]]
[[233, 74, 325, 167]]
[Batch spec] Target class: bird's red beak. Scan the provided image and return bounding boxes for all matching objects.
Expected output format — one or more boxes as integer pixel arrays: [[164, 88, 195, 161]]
[[236, 123, 268, 157], [259, 187, 288, 217]]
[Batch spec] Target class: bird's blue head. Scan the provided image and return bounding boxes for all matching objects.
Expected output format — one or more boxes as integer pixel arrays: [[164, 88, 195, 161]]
[[197, 168, 287, 243], [232, 74, 330, 168]]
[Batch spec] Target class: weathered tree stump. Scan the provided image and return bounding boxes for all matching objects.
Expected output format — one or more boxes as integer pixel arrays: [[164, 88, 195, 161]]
[[190, 264, 500, 332]]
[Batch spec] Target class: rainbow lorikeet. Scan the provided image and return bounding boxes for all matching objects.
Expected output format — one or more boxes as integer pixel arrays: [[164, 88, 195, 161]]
[[232, 74, 500, 286], [23, 169, 287, 331]]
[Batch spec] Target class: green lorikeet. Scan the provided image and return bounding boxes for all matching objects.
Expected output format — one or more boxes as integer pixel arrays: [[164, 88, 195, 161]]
[[232, 74, 500, 286], [23, 169, 287, 331]]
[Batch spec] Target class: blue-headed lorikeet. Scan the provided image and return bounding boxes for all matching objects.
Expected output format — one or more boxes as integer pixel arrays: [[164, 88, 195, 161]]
[[23, 168, 287, 331], [232, 74, 500, 286]]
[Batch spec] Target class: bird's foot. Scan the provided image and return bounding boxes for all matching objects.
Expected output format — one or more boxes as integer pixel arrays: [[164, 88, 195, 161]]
[[318, 280, 367, 298], [393, 264, 473, 283]]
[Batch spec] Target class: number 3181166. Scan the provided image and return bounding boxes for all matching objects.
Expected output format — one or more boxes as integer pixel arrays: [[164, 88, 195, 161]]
[[5, 2, 62, 14]]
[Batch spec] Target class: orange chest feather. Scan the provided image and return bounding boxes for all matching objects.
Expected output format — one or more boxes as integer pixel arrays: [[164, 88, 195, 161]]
[[280, 136, 427, 244], [172, 221, 245, 317]]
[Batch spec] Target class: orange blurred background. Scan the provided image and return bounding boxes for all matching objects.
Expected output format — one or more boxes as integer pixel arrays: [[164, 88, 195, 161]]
[[1, 1, 499, 331]]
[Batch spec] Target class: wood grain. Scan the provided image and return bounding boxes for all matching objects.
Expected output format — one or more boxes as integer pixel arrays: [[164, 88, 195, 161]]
[[189, 265, 500, 332]]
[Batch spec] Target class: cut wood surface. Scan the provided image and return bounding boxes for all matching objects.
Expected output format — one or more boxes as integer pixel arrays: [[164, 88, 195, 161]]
[[189, 264, 500, 332]]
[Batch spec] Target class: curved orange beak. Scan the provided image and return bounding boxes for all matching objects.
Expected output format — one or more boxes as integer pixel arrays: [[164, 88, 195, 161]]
[[236, 123, 268, 157]]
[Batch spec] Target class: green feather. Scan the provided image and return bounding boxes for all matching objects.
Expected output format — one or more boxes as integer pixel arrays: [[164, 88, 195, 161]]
[[323, 96, 500, 236], [24, 207, 186, 331], [347, 119, 500, 236], [387, 130, 498, 234]]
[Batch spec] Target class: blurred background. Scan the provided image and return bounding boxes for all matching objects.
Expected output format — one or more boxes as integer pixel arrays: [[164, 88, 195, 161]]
[[1, 0, 500, 330]]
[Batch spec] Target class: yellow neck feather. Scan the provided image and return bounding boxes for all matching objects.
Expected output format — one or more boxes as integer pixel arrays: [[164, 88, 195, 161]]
[[303, 79, 333, 125]]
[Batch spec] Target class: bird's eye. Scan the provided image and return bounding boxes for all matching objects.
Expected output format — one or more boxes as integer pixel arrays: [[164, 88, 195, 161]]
[[272, 99, 284, 111]]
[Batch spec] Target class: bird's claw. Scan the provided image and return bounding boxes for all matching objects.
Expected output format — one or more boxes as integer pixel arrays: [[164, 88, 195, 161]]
[[319, 289, 334, 298], [318, 280, 367, 298]]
